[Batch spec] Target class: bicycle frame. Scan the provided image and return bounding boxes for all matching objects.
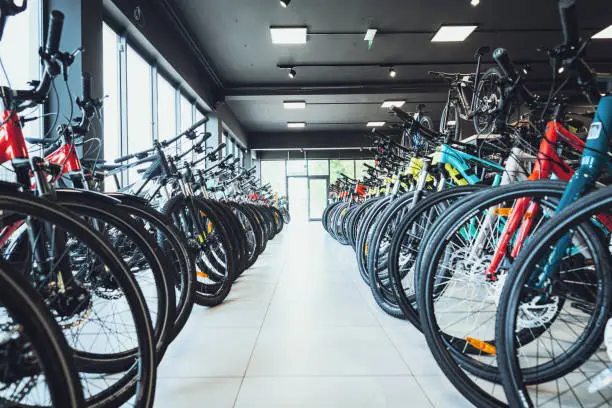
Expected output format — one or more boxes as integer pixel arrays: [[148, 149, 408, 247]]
[[486, 118, 591, 278], [534, 95, 612, 286]]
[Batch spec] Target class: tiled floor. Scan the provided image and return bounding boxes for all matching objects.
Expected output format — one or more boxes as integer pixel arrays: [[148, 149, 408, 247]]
[[156, 222, 473, 407]]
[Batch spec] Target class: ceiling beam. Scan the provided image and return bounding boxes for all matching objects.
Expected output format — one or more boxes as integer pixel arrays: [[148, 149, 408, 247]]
[[224, 82, 451, 98]]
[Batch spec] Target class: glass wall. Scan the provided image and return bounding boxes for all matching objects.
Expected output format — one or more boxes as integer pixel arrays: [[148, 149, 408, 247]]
[[308, 160, 329, 176], [103, 24, 120, 163], [330, 160, 355, 184], [102, 24, 212, 189], [286, 160, 306, 176], [157, 74, 176, 140], [0, 0, 41, 180], [260, 158, 373, 195], [260, 161, 286, 196], [355, 159, 376, 180]]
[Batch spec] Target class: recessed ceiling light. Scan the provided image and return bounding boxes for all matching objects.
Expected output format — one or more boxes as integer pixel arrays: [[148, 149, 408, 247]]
[[270, 27, 307, 44], [431, 25, 478, 42], [381, 101, 405, 108], [367, 121, 386, 127], [470, 0, 480, 6], [389, 67, 397, 78], [593, 25, 612, 39], [283, 101, 306, 109], [287, 122, 306, 128], [280, 0, 291, 7]]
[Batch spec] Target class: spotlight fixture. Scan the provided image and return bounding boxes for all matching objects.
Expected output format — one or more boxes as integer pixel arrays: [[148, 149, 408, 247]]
[[280, 0, 291, 7], [389, 67, 397, 78], [283, 101, 306, 109], [367, 121, 386, 127], [470, 0, 480, 6], [288, 68, 296, 78], [381, 101, 405, 108], [431, 25, 478, 42], [593, 24, 612, 39], [287, 122, 306, 128]]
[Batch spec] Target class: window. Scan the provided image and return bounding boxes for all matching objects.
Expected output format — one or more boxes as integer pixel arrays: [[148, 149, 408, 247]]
[[261, 160, 286, 195], [157, 74, 176, 140], [330, 160, 355, 184], [194, 108, 205, 161], [308, 160, 329, 176], [127, 45, 153, 154], [179, 94, 193, 131], [0, 0, 41, 180], [286, 160, 306, 176], [102, 24, 120, 162], [355, 160, 376, 180], [178, 94, 192, 154], [126, 45, 153, 183]]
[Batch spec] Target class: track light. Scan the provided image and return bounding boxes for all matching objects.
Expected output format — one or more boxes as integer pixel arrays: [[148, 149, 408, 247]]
[[288, 68, 296, 78], [470, 0, 480, 6], [389, 67, 397, 78], [280, 0, 291, 7]]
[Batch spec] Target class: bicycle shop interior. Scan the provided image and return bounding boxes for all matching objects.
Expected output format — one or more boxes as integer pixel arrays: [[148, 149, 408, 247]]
[[0, 0, 611, 407]]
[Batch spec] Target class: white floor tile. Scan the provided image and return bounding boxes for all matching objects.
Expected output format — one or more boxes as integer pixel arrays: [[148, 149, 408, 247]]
[[234, 376, 433, 408], [154, 377, 241, 408], [159, 326, 259, 377], [414, 375, 474, 408], [247, 326, 410, 376]]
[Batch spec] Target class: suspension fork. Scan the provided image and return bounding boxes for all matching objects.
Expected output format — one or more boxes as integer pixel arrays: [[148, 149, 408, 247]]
[[468, 147, 526, 272], [28, 158, 76, 288]]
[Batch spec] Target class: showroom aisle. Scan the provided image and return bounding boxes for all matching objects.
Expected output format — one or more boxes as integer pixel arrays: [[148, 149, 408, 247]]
[[156, 222, 472, 408]]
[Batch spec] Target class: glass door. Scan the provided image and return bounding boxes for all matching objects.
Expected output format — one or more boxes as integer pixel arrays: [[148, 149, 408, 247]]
[[308, 176, 328, 221], [287, 177, 309, 223]]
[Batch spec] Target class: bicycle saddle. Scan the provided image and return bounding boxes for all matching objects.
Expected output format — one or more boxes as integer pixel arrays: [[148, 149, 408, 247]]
[[474, 46, 491, 58]]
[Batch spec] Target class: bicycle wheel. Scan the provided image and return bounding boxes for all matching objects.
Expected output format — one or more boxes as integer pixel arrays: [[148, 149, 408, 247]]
[[440, 101, 462, 140], [497, 186, 612, 408], [0, 259, 85, 408], [388, 186, 486, 328], [0, 186, 155, 407], [366, 193, 419, 318], [55, 190, 175, 358], [417, 181, 607, 407], [163, 195, 234, 307], [109, 193, 195, 342], [473, 67, 503, 135]]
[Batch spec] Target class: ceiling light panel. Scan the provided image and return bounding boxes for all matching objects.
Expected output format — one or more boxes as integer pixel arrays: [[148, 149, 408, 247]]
[[431, 25, 478, 42], [593, 25, 612, 39], [367, 121, 386, 127], [381, 101, 405, 108], [287, 122, 306, 128], [270, 27, 307, 44], [283, 101, 306, 109]]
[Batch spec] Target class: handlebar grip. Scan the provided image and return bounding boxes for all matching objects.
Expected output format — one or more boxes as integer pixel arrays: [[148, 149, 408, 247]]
[[492, 48, 518, 83], [559, 0, 579, 47], [114, 153, 136, 163], [46, 10, 64, 54], [207, 143, 225, 158], [391, 106, 413, 123], [82, 72, 92, 101], [187, 116, 208, 133]]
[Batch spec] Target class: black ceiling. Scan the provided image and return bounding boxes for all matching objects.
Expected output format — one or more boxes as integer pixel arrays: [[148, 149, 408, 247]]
[[169, 0, 612, 137]]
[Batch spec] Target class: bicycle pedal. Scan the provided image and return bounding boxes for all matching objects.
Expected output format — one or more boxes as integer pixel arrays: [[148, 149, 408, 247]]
[[465, 337, 496, 355]]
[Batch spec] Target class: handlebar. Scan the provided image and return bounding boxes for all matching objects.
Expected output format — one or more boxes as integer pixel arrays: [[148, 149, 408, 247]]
[[82, 72, 92, 102], [559, 0, 579, 47], [46, 9, 64, 55], [492, 48, 518, 83]]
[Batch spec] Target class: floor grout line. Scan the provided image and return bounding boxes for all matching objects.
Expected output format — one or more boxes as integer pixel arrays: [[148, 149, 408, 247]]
[[231, 231, 290, 408]]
